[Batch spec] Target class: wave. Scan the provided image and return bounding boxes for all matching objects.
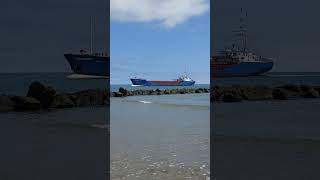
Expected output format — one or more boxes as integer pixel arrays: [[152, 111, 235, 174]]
[[138, 100, 152, 104], [67, 74, 109, 79]]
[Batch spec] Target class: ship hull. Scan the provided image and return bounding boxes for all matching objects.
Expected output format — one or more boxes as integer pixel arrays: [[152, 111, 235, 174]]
[[64, 54, 110, 77], [130, 79, 195, 86], [211, 60, 273, 77]]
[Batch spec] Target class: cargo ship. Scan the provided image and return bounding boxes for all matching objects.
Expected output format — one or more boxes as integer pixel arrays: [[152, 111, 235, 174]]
[[64, 17, 109, 77], [211, 9, 274, 77], [64, 51, 109, 77], [130, 74, 195, 86]]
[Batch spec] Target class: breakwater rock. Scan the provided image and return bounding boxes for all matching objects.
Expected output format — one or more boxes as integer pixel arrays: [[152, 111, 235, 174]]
[[0, 81, 110, 112], [110, 87, 209, 97], [211, 84, 320, 102]]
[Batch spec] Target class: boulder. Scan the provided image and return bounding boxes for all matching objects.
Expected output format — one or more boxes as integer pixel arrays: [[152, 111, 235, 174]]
[[27, 81, 56, 108], [164, 90, 170, 94], [272, 88, 288, 100], [0, 95, 15, 112], [221, 93, 242, 102], [280, 84, 301, 92], [52, 95, 74, 108], [71, 89, 108, 106], [118, 87, 128, 96], [303, 89, 319, 98], [11, 96, 41, 111], [113, 92, 123, 97]]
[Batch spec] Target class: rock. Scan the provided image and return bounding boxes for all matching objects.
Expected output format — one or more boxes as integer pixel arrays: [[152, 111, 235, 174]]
[[118, 87, 128, 96], [113, 92, 123, 97], [52, 95, 74, 108], [27, 81, 56, 108], [11, 96, 41, 111], [272, 88, 288, 100], [164, 90, 170, 94], [221, 93, 242, 102], [303, 89, 319, 98], [71, 89, 108, 106], [0, 95, 15, 112], [280, 84, 301, 92], [300, 85, 312, 92], [246, 86, 273, 100]]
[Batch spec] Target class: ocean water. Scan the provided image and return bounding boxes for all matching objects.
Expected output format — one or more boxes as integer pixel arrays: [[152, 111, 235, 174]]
[[212, 72, 320, 87], [0, 72, 109, 180], [212, 72, 320, 180], [111, 93, 210, 179], [1, 72, 320, 179], [0, 72, 109, 96]]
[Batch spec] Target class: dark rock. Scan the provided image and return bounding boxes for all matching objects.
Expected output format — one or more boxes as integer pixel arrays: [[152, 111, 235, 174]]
[[0, 95, 15, 112], [280, 84, 301, 92], [221, 93, 242, 102], [113, 92, 123, 97], [118, 87, 128, 96], [272, 88, 288, 100], [303, 89, 319, 98], [246, 86, 273, 100], [300, 85, 312, 92], [71, 89, 108, 106], [11, 96, 41, 111], [27, 81, 56, 108], [164, 90, 170, 94], [52, 95, 74, 108]]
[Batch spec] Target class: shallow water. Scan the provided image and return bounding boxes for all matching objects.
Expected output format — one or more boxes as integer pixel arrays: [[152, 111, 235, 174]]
[[111, 93, 210, 179], [0, 107, 109, 180]]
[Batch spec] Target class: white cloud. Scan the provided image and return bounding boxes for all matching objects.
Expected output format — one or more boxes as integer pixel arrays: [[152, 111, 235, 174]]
[[111, 0, 209, 28]]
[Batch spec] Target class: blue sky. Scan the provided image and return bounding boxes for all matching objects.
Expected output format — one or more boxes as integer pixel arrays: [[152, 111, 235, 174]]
[[110, 0, 210, 84]]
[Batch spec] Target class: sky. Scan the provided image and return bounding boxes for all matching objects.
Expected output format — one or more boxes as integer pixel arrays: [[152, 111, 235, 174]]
[[110, 0, 210, 84], [0, 0, 109, 73], [1, 0, 319, 75]]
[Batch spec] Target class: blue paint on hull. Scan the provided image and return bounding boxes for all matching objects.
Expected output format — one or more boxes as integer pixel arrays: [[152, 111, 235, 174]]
[[211, 61, 273, 77], [64, 54, 109, 77], [130, 79, 195, 86]]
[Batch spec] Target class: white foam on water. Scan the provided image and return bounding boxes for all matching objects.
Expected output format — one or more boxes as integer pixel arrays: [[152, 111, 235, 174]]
[[131, 85, 143, 87], [139, 101, 152, 104], [67, 74, 109, 79]]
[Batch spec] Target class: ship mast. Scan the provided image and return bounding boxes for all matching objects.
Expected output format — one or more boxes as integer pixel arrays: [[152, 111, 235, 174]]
[[90, 16, 94, 54], [239, 8, 248, 52]]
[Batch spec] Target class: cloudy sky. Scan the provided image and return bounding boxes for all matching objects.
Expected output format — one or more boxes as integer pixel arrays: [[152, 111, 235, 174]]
[[110, 0, 210, 84], [1, 0, 319, 76], [0, 0, 109, 73]]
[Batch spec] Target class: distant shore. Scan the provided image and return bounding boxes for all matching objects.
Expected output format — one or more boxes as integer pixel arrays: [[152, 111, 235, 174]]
[[1, 81, 320, 112]]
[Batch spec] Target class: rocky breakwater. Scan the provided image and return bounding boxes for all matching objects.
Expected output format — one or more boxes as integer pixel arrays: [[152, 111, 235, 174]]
[[211, 84, 320, 102], [111, 87, 209, 97], [0, 81, 110, 112]]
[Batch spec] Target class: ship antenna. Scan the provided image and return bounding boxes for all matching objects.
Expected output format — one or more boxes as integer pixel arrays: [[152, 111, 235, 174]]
[[90, 16, 94, 54]]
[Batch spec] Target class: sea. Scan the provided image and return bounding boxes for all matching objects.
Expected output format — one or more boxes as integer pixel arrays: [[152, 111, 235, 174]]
[[0, 72, 320, 179], [211, 72, 320, 180]]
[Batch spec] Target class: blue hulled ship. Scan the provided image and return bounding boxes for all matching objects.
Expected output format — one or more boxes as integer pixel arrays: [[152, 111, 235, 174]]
[[64, 52, 109, 77], [131, 74, 195, 86], [211, 9, 274, 77], [64, 17, 109, 77]]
